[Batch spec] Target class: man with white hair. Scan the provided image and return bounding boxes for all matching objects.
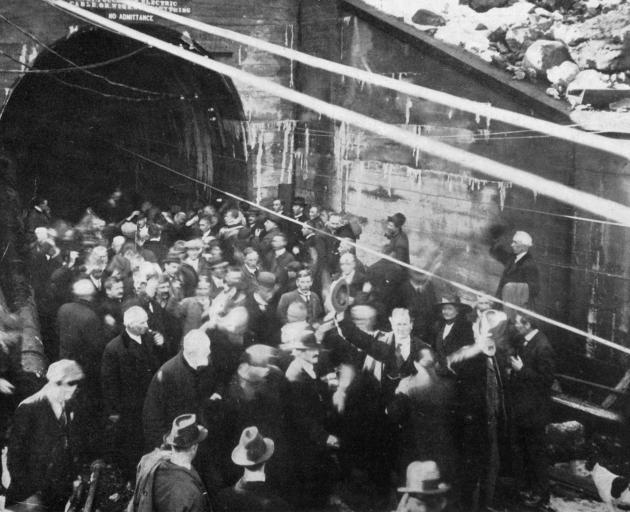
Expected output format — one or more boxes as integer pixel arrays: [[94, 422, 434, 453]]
[[491, 229, 540, 310], [101, 306, 165, 479], [143, 329, 234, 493]]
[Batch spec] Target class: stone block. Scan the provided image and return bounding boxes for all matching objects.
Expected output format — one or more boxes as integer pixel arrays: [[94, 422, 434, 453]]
[[523, 39, 572, 75]]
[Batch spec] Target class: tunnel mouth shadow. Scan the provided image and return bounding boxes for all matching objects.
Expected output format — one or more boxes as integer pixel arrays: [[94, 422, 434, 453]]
[[0, 24, 248, 222]]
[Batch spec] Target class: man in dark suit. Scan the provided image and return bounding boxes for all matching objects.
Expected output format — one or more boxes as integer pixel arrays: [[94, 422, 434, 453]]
[[491, 230, 540, 309], [399, 270, 437, 340], [510, 313, 555, 510], [285, 332, 339, 508], [337, 307, 429, 403], [101, 306, 165, 479], [276, 269, 323, 325], [215, 426, 290, 512], [143, 329, 236, 493], [264, 233, 295, 280], [383, 212, 409, 264], [7, 360, 87, 509]]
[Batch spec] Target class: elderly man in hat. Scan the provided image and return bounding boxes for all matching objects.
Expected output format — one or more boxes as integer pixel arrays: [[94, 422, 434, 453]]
[[101, 306, 165, 479], [285, 331, 339, 508], [491, 229, 540, 312], [395, 461, 450, 512], [216, 426, 290, 512], [384, 212, 410, 264], [130, 414, 210, 512], [7, 360, 87, 509]]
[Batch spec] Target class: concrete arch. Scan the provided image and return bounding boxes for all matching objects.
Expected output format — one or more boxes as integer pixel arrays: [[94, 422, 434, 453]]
[[0, 23, 249, 221]]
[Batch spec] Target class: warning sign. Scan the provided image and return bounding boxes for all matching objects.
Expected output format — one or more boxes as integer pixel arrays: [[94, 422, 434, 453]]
[[67, 1, 192, 22]]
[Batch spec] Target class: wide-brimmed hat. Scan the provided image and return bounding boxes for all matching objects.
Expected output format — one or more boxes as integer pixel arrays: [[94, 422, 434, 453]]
[[434, 293, 472, 313], [292, 196, 306, 208], [286, 331, 323, 351], [231, 426, 275, 466], [164, 414, 208, 449], [330, 279, 351, 313], [387, 212, 406, 228], [398, 461, 450, 495]]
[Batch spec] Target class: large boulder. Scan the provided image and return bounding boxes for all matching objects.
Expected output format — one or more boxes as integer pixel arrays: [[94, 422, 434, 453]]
[[566, 69, 610, 94], [411, 9, 446, 26], [523, 40, 572, 75], [547, 60, 580, 86], [467, 0, 508, 12]]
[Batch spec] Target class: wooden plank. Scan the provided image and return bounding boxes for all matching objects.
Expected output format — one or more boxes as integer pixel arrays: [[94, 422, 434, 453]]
[[602, 369, 630, 409]]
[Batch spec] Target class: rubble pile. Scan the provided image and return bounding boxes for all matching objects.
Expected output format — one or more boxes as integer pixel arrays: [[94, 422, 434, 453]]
[[363, 0, 630, 110]]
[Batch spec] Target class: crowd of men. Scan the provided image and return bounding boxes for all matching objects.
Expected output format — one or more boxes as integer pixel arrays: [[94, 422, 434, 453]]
[[0, 190, 555, 512]]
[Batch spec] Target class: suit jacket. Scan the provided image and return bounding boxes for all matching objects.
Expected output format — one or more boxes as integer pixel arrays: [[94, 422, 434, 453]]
[[265, 250, 295, 274], [510, 330, 555, 427], [7, 391, 86, 503], [276, 289, 323, 325], [491, 245, 540, 302], [57, 299, 105, 401], [215, 479, 290, 512], [337, 318, 429, 400], [384, 231, 409, 264], [432, 316, 486, 415], [101, 331, 163, 422]]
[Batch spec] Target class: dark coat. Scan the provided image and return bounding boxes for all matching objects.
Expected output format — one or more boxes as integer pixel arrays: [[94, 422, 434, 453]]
[[101, 331, 163, 421], [285, 364, 335, 508], [101, 330, 164, 474], [215, 479, 290, 512], [398, 279, 437, 339], [431, 316, 485, 415], [243, 292, 281, 346], [491, 245, 540, 302], [7, 391, 87, 504], [153, 460, 210, 512], [276, 289, 324, 325], [142, 352, 233, 450], [384, 230, 410, 264], [57, 299, 105, 402], [510, 330, 555, 427]]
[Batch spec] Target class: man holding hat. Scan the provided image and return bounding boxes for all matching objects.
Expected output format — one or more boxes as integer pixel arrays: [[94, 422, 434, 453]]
[[130, 414, 210, 512], [215, 426, 289, 512], [395, 461, 450, 512], [7, 360, 87, 509]]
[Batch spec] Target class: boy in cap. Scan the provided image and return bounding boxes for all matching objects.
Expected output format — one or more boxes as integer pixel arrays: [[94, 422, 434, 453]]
[[215, 426, 290, 512], [7, 360, 86, 509]]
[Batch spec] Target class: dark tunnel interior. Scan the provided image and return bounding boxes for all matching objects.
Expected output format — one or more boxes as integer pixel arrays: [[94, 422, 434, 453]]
[[0, 24, 248, 222]]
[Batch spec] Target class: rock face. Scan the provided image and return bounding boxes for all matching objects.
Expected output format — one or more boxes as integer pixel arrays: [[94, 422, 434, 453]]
[[365, 0, 630, 109], [523, 40, 571, 75], [411, 9, 446, 26]]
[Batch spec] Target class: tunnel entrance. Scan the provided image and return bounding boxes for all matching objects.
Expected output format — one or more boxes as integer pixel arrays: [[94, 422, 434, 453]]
[[0, 25, 248, 222]]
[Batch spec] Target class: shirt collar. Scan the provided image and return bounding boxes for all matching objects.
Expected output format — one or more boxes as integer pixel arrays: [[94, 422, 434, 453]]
[[524, 329, 539, 342], [275, 248, 286, 256], [514, 251, 528, 263], [126, 330, 143, 344]]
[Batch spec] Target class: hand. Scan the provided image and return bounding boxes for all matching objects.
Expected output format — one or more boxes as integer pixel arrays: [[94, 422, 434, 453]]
[[0, 378, 15, 395], [292, 246, 300, 255], [108, 414, 120, 423], [152, 331, 165, 347], [395, 378, 410, 396], [510, 355, 523, 371], [210, 393, 222, 401], [104, 314, 116, 327], [326, 435, 340, 448]]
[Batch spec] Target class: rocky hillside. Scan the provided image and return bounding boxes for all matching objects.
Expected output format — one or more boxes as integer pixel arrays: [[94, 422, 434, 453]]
[[362, 0, 630, 111]]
